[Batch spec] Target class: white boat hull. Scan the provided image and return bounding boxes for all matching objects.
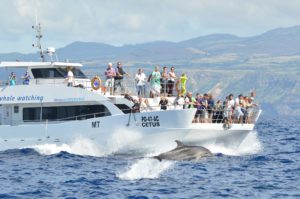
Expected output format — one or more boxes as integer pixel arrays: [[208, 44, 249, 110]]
[[0, 109, 253, 152]]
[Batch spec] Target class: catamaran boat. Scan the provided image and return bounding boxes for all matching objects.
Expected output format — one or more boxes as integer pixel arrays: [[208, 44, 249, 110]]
[[0, 23, 261, 152]]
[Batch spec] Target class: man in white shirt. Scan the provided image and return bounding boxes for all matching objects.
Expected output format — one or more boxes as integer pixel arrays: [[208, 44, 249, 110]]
[[227, 94, 235, 123], [66, 68, 74, 87], [135, 68, 147, 97], [235, 94, 244, 123]]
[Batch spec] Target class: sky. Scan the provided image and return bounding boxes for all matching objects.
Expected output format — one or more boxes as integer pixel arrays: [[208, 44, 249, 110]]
[[1, 0, 300, 53]]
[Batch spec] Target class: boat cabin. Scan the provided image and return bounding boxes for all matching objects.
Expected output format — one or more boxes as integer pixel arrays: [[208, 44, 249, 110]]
[[0, 61, 91, 89]]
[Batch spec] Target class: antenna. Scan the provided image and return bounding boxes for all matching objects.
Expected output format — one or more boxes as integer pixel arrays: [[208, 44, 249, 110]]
[[32, 22, 45, 62]]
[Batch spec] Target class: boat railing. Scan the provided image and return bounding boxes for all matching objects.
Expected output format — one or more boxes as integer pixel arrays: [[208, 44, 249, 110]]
[[1, 103, 260, 126], [114, 96, 261, 124], [0, 74, 182, 97]]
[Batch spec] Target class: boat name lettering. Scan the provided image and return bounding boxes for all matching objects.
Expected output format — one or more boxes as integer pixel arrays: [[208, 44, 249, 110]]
[[0, 95, 44, 102], [141, 116, 160, 127], [92, 121, 100, 128]]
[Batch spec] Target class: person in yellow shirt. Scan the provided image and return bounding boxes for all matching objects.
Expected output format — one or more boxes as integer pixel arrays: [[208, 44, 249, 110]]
[[180, 73, 188, 96]]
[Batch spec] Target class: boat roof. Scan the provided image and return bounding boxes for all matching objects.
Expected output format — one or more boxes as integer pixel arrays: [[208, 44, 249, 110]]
[[0, 61, 83, 68]]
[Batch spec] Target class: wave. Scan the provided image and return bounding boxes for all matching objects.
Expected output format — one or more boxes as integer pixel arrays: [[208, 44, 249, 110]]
[[204, 131, 263, 156], [28, 130, 262, 158]]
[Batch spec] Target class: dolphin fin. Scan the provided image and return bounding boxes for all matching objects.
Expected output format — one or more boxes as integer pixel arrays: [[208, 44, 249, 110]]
[[175, 140, 185, 148]]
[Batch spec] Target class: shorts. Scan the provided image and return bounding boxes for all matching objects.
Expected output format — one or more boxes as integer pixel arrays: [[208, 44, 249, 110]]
[[196, 109, 206, 118], [105, 78, 114, 88]]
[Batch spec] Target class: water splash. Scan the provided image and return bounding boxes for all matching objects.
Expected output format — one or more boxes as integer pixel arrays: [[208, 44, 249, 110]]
[[31, 137, 103, 156], [117, 158, 174, 180], [30, 129, 262, 158], [104, 128, 143, 155], [30, 129, 143, 157], [205, 131, 262, 156]]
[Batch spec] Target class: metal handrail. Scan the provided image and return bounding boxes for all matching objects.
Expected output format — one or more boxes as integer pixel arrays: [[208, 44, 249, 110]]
[[0, 74, 182, 97], [0, 103, 260, 126], [118, 99, 261, 124]]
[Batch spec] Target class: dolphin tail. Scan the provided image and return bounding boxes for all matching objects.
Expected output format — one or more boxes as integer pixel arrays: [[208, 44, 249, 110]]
[[153, 156, 162, 161]]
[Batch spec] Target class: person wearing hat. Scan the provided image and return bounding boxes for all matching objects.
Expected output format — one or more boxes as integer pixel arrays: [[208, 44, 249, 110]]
[[114, 62, 129, 95]]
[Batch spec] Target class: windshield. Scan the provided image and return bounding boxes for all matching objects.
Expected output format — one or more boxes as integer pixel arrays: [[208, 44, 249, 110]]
[[31, 68, 87, 79], [57, 68, 87, 79]]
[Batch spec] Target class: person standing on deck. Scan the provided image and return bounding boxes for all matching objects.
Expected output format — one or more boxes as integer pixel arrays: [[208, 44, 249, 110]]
[[23, 71, 30, 85], [104, 63, 116, 95], [180, 73, 188, 96], [167, 66, 177, 97], [114, 62, 129, 95], [160, 66, 168, 95], [135, 68, 147, 97], [149, 66, 161, 98], [9, 72, 16, 86]]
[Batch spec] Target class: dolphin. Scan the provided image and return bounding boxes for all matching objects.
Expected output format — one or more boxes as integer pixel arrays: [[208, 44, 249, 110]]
[[153, 140, 212, 161]]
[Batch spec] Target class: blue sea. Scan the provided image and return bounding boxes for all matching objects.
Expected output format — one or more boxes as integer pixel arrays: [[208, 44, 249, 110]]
[[0, 115, 299, 198]]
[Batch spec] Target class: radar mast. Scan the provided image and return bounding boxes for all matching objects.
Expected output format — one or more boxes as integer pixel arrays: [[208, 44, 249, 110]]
[[32, 22, 45, 62]]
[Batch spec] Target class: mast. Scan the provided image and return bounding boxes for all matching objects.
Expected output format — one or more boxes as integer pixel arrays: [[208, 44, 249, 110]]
[[32, 22, 45, 62]]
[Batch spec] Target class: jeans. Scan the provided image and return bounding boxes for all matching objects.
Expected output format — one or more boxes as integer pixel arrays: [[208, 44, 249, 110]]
[[136, 85, 146, 97], [114, 79, 125, 94]]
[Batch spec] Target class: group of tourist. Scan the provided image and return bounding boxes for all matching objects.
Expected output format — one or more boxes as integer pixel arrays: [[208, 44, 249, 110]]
[[181, 92, 258, 124], [125, 90, 257, 124], [103, 62, 188, 98], [103, 62, 129, 94], [103, 62, 258, 124], [7, 71, 30, 86]]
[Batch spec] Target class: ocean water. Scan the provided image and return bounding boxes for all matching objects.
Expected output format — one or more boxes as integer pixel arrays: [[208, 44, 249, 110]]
[[0, 116, 299, 198]]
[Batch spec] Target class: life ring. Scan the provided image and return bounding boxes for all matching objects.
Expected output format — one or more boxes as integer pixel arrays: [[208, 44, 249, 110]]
[[91, 76, 102, 90]]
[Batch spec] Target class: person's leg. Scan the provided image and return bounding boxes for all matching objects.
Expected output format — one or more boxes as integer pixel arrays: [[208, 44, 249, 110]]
[[141, 85, 145, 97], [120, 79, 125, 94], [169, 81, 174, 96], [110, 79, 115, 95], [138, 85, 142, 97], [114, 79, 119, 92], [167, 81, 172, 96]]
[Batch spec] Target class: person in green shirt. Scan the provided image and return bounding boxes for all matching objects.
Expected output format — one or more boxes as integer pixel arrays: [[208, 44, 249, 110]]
[[149, 66, 161, 98]]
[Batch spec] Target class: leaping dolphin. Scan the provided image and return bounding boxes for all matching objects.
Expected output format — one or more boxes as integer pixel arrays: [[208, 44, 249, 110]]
[[153, 140, 212, 161]]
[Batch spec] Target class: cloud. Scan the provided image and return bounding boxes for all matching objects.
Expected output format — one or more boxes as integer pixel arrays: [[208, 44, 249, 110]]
[[0, 0, 300, 53]]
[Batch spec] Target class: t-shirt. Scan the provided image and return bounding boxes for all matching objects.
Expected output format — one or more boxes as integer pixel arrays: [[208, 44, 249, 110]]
[[135, 73, 147, 86], [150, 71, 161, 86], [159, 99, 168, 110], [115, 67, 126, 80], [67, 71, 74, 83], [228, 99, 235, 109], [105, 68, 116, 79], [168, 71, 176, 82]]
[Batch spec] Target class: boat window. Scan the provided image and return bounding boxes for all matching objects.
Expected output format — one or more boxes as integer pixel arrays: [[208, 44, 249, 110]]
[[14, 106, 19, 113], [23, 105, 111, 122], [23, 107, 41, 121], [57, 68, 87, 79], [31, 68, 65, 78], [115, 104, 131, 114]]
